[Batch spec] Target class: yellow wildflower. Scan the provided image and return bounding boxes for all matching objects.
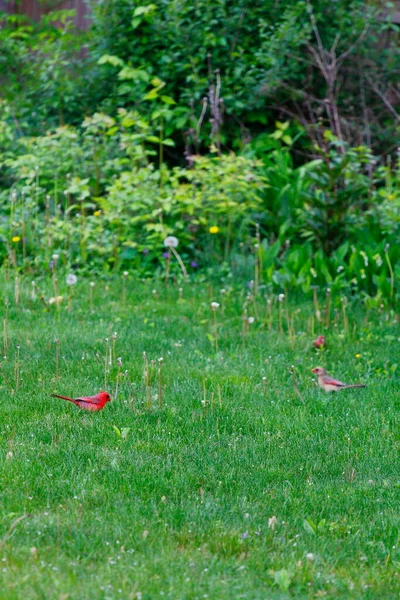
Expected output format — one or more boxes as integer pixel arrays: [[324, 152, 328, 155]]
[[355, 353, 361, 358], [12, 236, 21, 243], [93, 210, 101, 217], [209, 226, 219, 234]]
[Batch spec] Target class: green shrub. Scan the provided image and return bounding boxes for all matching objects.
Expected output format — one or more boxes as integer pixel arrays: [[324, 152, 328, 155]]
[[0, 104, 398, 301]]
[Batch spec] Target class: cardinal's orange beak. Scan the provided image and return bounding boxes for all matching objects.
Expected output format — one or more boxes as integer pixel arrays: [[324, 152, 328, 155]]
[[311, 368, 317, 373]]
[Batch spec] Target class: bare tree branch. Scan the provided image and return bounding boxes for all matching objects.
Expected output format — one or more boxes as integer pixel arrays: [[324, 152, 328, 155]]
[[366, 75, 400, 123]]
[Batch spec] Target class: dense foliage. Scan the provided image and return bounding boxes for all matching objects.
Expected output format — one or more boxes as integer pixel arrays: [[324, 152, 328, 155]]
[[0, 1, 399, 303], [1, 1, 400, 152]]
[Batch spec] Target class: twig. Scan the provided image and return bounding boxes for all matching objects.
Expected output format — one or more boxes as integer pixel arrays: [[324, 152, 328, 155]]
[[365, 75, 400, 123]]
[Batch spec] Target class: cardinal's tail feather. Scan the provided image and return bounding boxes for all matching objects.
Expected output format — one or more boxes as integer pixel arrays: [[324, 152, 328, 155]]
[[51, 393, 77, 403], [343, 384, 366, 389]]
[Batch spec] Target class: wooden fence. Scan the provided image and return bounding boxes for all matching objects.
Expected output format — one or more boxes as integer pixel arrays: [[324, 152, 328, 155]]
[[0, 0, 91, 29]]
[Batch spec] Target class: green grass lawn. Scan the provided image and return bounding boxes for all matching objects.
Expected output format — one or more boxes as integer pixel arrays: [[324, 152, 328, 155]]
[[0, 278, 399, 599]]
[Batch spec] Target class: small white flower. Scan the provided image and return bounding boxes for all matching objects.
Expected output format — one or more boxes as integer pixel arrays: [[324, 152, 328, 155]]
[[163, 236, 179, 248], [123, 271, 129, 277], [337, 265, 344, 273], [90, 281, 95, 288], [306, 553, 315, 561], [278, 294, 285, 302], [248, 316, 255, 324], [210, 302, 220, 311], [66, 274, 78, 286], [52, 253, 59, 261]]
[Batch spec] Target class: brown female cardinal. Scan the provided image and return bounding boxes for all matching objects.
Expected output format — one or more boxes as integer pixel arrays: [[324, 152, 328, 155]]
[[51, 391, 111, 411], [312, 367, 366, 392]]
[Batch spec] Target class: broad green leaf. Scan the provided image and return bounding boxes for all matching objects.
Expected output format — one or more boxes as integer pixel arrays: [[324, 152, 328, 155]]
[[97, 54, 124, 67], [303, 517, 317, 534]]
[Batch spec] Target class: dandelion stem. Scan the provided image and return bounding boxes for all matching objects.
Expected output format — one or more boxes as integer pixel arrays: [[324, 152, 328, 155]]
[[14, 276, 20, 306], [165, 249, 171, 283], [55, 339, 60, 382], [14, 345, 21, 392], [104, 338, 109, 389], [115, 363, 121, 400], [325, 288, 331, 327], [158, 361, 163, 410], [171, 247, 188, 280], [213, 311, 219, 352], [3, 301, 9, 356]]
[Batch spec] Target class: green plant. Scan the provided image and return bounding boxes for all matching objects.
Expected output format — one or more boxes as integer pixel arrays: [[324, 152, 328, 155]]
[[298, 138, 374, 253]]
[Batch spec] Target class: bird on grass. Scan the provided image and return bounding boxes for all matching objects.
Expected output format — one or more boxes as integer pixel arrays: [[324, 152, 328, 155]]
[[313, 335, 326, 349], [51, 391, 111, 411], [312, 367, 366, 392]]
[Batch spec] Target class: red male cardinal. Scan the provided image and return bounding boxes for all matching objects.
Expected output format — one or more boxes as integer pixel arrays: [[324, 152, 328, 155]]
[[51, 391, 111, 411], [312, 367, 366, 392], [313, 335, 326, 349]]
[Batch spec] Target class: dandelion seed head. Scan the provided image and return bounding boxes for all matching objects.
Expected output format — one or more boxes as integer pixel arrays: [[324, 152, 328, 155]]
[[66, 273, 77, 286], [306, 553, 315, 561], [163, 236, 179, 248]]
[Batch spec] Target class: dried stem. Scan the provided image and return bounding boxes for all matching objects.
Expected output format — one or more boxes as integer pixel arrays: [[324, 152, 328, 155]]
[[289, 366, 305, 404]]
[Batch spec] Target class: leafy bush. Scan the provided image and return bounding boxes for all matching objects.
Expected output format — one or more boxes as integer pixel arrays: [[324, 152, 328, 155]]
[[297, 139, 374, 253], [0, 102, 398, 301]]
